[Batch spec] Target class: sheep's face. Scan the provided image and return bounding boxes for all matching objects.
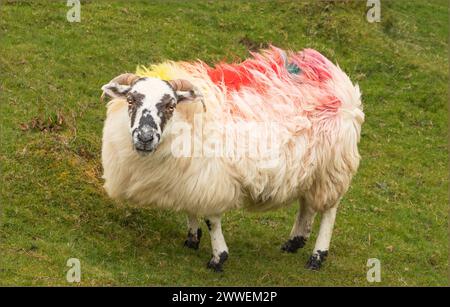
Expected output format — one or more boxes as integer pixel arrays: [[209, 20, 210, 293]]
[[102, 77, 198, 155]]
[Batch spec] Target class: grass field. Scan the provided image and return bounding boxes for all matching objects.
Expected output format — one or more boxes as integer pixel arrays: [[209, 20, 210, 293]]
[[0, 0, 448, 286]]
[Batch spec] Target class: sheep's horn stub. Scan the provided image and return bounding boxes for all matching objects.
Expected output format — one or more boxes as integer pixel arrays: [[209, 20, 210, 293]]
[[110, 73, 140, 85], [168, 79, 195, 92]]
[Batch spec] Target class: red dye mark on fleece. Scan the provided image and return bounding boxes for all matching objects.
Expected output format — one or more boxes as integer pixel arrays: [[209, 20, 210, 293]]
[[291, 49, 332, 83], [315, 95, 341, 115], [206, 47, 287, 92], [206, 47, 333, 92]]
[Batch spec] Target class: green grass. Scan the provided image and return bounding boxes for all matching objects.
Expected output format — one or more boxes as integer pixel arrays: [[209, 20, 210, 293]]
[[0, 0, 448, 286]]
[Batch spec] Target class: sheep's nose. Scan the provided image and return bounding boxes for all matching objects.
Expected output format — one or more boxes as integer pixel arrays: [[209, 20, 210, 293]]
[[137, 126, 154, 143]]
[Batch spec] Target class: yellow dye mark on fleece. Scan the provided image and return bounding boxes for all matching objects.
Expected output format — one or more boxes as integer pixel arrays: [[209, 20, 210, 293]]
[[136, 62, 177, 80]]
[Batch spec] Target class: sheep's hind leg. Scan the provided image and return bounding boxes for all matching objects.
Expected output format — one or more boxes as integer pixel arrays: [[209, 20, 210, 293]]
[[306, 206, 338, 270], [184, 214, 202, 250], [205, 215, 228, 272], [282, 199, 316, 253]]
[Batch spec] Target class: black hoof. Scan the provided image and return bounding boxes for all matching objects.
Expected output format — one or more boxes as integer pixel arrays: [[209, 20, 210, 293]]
[[207, 251, 228, 272], [305, 250, 328, 270], [281, 236, 306, 253], [184, 228, 202, 250]]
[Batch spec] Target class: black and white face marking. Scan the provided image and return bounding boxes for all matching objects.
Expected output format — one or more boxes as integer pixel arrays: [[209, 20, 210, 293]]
[[101, 76, 200, 155], [125, 78, 177, 155]]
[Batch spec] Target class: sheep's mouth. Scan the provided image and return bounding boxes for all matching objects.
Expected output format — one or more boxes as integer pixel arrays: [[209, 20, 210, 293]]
[[134, 146, 156, 156], [135, 148, 151, 156], [133, 142, 158, 156]]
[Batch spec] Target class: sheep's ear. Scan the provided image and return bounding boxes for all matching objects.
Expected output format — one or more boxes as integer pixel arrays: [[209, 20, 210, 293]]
[[101, 82, 131, 100], [176, 88, 201, 104]]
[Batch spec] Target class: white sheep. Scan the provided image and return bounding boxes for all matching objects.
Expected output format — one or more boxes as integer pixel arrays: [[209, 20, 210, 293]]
[[100, 47, 364, 271]]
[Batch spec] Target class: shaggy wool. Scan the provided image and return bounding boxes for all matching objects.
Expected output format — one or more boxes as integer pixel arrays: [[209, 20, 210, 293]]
[[102, 46, 364, 215]]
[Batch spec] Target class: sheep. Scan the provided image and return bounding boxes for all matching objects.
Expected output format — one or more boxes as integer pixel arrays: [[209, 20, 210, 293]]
[[100, 46, 364, 271]]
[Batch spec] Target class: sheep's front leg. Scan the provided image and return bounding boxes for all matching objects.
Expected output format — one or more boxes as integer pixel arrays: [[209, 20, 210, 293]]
[[205, 215, 228, 272], [184, 214, 202, 250], [282, 199, 316, 253], [306, 206, 338, 270]]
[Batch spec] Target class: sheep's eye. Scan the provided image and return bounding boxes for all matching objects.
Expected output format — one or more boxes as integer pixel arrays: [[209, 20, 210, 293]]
[[127, 96, 134, 105], [167, 105, 175, 112]]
